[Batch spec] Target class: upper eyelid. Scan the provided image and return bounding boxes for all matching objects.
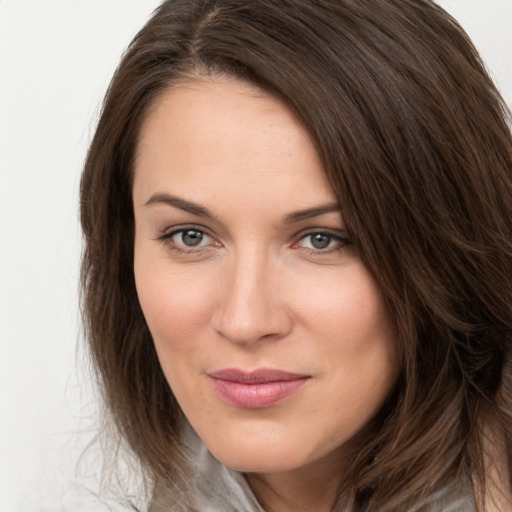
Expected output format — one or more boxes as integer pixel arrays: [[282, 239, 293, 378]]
[[160, 227, 346, 239], [160, 224, 214, 238], [294, 227, 349, 240]]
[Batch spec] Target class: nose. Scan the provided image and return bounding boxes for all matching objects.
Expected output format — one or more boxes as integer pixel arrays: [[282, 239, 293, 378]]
[[212, 250, 293, 345]]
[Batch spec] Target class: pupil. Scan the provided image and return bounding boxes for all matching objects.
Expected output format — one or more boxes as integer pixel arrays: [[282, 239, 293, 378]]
[[182, 230, 203, 246], [311, 233, 330, 249]]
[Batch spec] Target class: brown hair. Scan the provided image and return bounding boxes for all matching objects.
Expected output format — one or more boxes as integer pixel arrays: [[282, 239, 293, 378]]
[[80, 0, 512, 509]]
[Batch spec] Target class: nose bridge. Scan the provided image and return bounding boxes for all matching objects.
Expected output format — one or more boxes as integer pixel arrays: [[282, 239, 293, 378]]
[[214, 244, 290, 344]]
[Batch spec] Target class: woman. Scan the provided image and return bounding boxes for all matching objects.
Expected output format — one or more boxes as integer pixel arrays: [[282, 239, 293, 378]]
[[80, 0, 512, 510]]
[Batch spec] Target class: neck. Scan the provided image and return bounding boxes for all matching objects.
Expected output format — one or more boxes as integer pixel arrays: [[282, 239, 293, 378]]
[[477, 416, 512, 511], [246, 455, 346, 512]]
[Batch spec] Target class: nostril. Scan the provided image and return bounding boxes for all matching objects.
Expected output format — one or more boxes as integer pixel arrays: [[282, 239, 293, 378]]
[[211, 256, 293, 345], [213, 303, 293, 346]]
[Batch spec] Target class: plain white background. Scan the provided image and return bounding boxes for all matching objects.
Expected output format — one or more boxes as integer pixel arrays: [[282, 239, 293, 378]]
[[0, 1, 511, 511]]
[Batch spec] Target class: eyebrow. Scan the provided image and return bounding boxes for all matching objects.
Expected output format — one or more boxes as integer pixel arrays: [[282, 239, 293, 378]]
[[144, 193, 340, 223], [144, 193, 216, 219], [283, 203, 341, 224]]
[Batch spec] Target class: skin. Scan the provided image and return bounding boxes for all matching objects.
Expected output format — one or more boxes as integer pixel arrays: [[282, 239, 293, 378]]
[[133, 77, 400, 512]]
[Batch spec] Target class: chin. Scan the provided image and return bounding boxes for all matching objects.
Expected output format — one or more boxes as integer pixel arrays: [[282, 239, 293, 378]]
[[213, 451, 301, 474], [201, 432, 322, 474]]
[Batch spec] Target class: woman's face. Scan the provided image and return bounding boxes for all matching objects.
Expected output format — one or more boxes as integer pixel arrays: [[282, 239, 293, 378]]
[[133, 78, 399, 476]]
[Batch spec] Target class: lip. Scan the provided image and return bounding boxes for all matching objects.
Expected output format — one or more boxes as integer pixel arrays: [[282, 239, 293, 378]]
[[208, 368, 310, 409]]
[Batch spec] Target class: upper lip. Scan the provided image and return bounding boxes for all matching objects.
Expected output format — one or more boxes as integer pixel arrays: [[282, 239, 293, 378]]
[[208, 368, 310, 384]]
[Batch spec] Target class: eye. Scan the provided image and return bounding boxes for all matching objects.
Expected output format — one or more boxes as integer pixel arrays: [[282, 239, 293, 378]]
[[295, 232, 350, 252], [303, 233, 333, 249], [175, 229, 208, 247], [159, 226, 217, 252]]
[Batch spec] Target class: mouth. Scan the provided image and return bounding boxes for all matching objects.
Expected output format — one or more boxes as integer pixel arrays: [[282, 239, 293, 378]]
[[208, 368, 311, 409]]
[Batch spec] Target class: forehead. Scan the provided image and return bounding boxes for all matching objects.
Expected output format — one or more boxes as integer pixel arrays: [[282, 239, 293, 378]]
[[133, 78, 335, 212]]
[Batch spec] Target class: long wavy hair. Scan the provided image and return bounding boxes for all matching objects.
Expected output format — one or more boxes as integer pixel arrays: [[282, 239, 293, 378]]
[[80, 0, 512, 510]]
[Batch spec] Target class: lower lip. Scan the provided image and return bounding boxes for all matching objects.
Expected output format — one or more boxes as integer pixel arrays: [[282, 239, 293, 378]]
[[209, 377, 309, 409]]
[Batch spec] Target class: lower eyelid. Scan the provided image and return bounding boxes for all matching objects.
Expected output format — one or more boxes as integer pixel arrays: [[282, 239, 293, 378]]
[[158, 227, 223, 254]]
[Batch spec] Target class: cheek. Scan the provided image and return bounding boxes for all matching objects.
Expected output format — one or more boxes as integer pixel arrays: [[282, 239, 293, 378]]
[[134, 251, 215, 347], [294, 264, 398, 398], [293, 263, 391, 347]]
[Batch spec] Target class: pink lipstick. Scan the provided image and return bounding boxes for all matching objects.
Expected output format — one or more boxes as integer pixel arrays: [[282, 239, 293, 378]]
[[208, 368, 310, 409]]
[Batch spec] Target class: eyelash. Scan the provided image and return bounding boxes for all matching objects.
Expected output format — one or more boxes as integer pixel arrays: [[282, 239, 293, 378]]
[[157, 225, 219, 255], [157, 225, 352, 255], [292, 231, 352, 254]]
